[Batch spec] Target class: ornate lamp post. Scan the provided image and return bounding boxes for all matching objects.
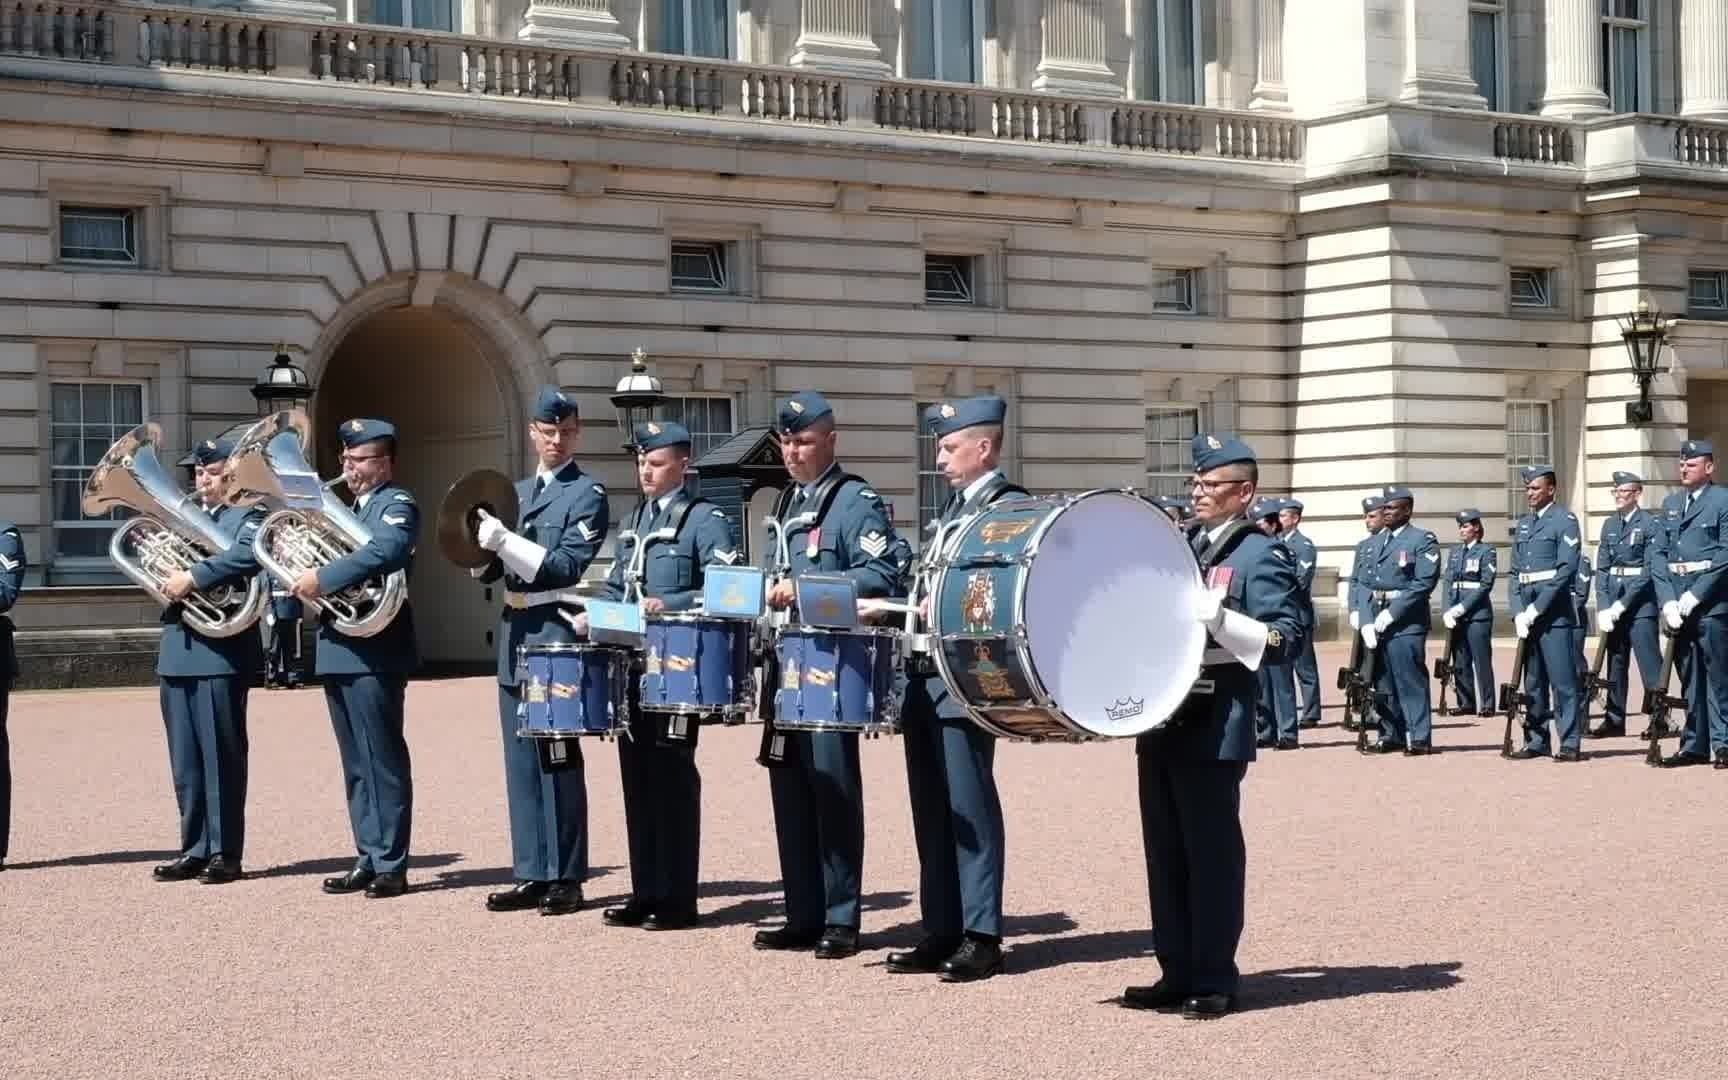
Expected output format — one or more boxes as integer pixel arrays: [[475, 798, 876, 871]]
[[1619, 301, 1670, 426], [609, 346, 665, 452], [251, 346, 315, 416]]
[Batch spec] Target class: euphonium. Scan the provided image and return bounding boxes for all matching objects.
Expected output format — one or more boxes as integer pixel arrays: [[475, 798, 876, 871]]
[[81, 423, 267, 638], [226, 410, 407, 639]]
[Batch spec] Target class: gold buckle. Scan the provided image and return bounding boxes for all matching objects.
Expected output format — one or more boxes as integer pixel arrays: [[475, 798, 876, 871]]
[[505, 592, 527, 610]]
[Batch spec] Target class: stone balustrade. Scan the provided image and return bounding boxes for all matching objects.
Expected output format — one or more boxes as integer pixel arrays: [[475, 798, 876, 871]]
[[5, 0, 1728, 178]]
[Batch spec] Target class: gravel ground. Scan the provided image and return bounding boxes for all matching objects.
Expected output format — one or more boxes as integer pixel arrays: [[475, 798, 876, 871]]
[[2, 641, 1721, 1080]]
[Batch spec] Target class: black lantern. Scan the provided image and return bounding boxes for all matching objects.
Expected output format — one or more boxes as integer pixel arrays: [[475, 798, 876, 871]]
[[251, 346, 315, 416], [609, 346, 665, 452], [1619, 301, 1669, 426]]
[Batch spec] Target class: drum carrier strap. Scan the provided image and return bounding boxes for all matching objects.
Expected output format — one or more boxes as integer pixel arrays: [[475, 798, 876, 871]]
[[1190, 519, 1258, 657], [632, 489, 712, 750], [907, 475, 1030, 678]]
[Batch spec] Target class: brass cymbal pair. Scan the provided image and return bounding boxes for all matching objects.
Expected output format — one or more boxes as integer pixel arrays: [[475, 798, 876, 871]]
[[436, 468, 518, 569]]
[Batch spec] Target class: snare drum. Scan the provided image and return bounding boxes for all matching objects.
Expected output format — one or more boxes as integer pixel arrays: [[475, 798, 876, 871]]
[[929, 489, 1204, 742], [641, 612, 755, 722], [772, 625, 900, 735], [517, 643, 630, 738]]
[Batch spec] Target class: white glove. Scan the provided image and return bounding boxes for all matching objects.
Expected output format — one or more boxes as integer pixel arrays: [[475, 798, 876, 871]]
[[557, 609, 590, 637], [1663, 601, 1684, 630], [1360, 625, 1378, 651], [1444, 604, 1465, 623], [475, 509, 509, 552], [1210, 607, 1270, 670], [1373, 609, 1393, 634], [1596, 602, 1623, 635], [1442, 610, 1459, 631], [1192, 585, 1226, 632], [1349, 610, 1361, 631], [497, 530, 549, 581], [1514, 609, 1533, 640], [1679, 591, 1700, 617]]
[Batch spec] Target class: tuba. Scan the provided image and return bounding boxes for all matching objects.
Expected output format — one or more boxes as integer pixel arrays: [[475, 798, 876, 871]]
[[82, 423, 267, 638], [226, 409, 408, 639]]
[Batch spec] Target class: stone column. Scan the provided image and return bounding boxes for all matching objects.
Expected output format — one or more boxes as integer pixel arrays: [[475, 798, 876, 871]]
[[1033, 0, 1122, 98], [1681, 0, 1728, 120], [1249, 0, 1287, 111], [1540, 0, 1609, 116], [518, 0, 630, 49], [1397, 0, 1485, 109], [790, 0, 890, 76]]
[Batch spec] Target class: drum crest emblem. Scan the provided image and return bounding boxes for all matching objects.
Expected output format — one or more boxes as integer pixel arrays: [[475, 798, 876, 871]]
[[666, 654, 695, 673], [781, 659, 800, 690], [969, 641, 1015, 700], [526, 677, 547, 705], [645, 647, 662, 676], [805, 667, 836, 687], [961, 571, 996, 632], [549, 682, 577, 700], [980, 519, 1033, 545]]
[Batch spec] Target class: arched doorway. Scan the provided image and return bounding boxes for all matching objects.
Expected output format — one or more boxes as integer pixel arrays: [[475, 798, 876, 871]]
[[313, 304, 516, 668]]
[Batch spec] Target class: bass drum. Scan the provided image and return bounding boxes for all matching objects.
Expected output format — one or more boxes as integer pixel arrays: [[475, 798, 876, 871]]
[[928, 489, 1205, 741]]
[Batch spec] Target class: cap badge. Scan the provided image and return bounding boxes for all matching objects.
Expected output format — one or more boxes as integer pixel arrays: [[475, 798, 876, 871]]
[[939, 403, 956, 419], [1205, 435, 1221, 450], [347, 419, 363, 433], [787, 400, 805, 415], [645, 423, 661, 436]]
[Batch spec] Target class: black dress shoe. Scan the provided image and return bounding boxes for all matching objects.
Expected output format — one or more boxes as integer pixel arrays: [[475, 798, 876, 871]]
[[1553, 748, 1585, 763], [814, 925, 859, 959], [1298, 718, 1319, 729], [1122, 980, 1188, 1011], [886, 936, 962, 974], [1404, 744, 1437, 756], [198, 856, 243, 884], [322, 867, 376, 894], [938, 937, 1003, 982], [365, 872, 407, 899], [643, 911, 700, 931], [1182, 993, 1236, 1020], [601, 899, 651, 926], [753, 926, 823, 951], [153, 855, 208, 882], [1586, 723, 1625, 739], [1714, 749, 1728, 770], [1274, 738, 1299, 751], [1506, 748, 1546, 760], [488, 881, 550, 912], [537, 881, 583, 916], [1255, 737, 1275, 749], [1368, 740, 1405, 754], [1478, 709, 1496, 718], [1662, 751, 1709, 768]]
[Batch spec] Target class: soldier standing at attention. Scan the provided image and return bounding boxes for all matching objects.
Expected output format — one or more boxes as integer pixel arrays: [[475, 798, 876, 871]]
[[1505, 465, 1585, 762], [1651, 441, 1728, 769], [1440, 509, 1496, 717], [1277, 498, 1321, 731], [1250, 499, 1297, 750], [1354, 486, 1441, 755], [1343, 496, 1386, 732], [1588, 472, 1661, 739]]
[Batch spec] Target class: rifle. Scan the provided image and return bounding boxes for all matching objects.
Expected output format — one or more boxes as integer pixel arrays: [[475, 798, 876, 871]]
[[1433, 622, 1463, 716], [1581, 629, 1611, 710], [1641, 626, 1687, 767], [1337, 629, 1364, 731], [1497, 635, 1533, 757], [754, 515, 794, 769], [1351, 637, 1381, 753]]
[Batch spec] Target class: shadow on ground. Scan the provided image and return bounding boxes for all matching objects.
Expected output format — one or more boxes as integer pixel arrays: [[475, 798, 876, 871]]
[[6, 848, 179, 872]]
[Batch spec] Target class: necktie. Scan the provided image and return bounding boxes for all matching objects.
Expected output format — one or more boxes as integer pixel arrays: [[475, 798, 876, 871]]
[[937, 491, 961, 527], [1191, 530, 1212, 560]]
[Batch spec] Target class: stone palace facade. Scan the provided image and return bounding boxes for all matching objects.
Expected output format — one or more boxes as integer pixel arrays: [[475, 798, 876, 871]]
[[2, 0, 1727, 680]]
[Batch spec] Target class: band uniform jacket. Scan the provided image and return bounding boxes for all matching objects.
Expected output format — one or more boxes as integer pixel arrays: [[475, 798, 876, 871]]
[[1138, 525, 1303, 763], [1650, 485, 1728, 620], [599, 495, 739, 610], [1347, 532, 1380, 621], [312, 481, 420, 676], [1353, 524, 1441, 635], [1279, 527, 1317, 632], [0, 522, 22, 680], [1595, 507, 1659, 620], [478, 459, 610, 685], [778, 464, 907, 601], [157, 504, 266, 679], [1444, 540, 1497, 623], [1508, 504, 1583, 626]]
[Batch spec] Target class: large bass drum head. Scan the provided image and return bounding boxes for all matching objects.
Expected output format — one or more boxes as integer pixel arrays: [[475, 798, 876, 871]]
[[1021, 491, 1205, 737]]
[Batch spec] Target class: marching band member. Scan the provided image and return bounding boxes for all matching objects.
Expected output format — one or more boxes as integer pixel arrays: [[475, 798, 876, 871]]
[[1652, 441, 1728, 769], [150, 438, 263, 885], [755, 391, 908, 961], [295, 419, 419, 898], [593, 420, 737, 931], [1355, 486, 1440, 755], [1440, 509, 1497, 717], [1588, 473, 1660, 739], [1277, 499, 1321, 731], [1342, 496, 1386, 732], [887, 396, 1024, 982], [475, 388, 608, 916], [1123, 433, 1300, 1019], [265, 586, 304, 690], [0, 518, 24, 872], [1505, 465, 1585, 762]]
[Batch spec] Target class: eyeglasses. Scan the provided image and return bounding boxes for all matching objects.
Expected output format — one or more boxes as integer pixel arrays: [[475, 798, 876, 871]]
[[1189, 478, 1248, 495], [341, 452, 387, 464]]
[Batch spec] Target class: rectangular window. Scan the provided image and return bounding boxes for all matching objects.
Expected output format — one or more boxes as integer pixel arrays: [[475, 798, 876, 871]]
[[915, 400, 948, 535], [1146, 406, 1203, 497], [1600, 0, 1646, 113], [1152, 268, 1197, 313], [1688, 270, 1728, 314], [662, 0, 732, 58], [1140, 0, 1199, 103], [924, 254, 976, 304], [51, 382, 145, 560], [1506, 400, 1552, 522], [1469, 2, 1504, 110], [1509, 267, 1553, 308], [904, 0, 978, 82], [59, 206, 138, 264], [659, 395, 738, 526], [670, 241, 730, 293], [351, 0, 455, 30]]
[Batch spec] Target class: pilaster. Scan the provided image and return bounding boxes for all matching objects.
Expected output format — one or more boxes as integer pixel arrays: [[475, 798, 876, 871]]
[[517, 0, 631, 49], [1033, 0, 1122, 98], [789, 0, 891, 77], [1397, 0, 1486, 109], [1248, 0, 1288, 111]]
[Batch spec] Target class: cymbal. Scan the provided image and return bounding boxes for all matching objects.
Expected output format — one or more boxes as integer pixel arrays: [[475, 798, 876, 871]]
[[437, 468, 518, 569]]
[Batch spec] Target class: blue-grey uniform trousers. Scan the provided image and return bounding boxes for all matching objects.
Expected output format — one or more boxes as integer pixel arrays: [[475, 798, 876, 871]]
[[617, 717, 699, 913], [901, 676, 1005, 940], [1259, 664, 1299, 743], [1293, 636, 1321, 725], [1676, 618, 1728, 757], [1, 680, 10, 864], [1375, 634, 1433, 747], [1603, 617, 1661, 729], [1138, 758, 1248, 997], [497, 684, 587, 883], [769, 731, 864, 932], [326, 675, 412, 875], [1521, 622, 1583, 755], [1453, 621, 1496, 713], [160, 676, 250, 860]]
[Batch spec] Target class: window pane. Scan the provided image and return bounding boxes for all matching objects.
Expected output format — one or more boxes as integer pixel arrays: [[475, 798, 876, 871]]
[[114, 385, 143, 425], [51, 383, 80, 423], [82, 384, 111, 425], [56, 527, 115, 559], [60, 207, 136, 263], [1470, 10, 1498, 108], [411, 0, 452, 31], [1161, 0, 1196, 104], [1147, 406, 1201, 495], [936, 0, 975, 82]]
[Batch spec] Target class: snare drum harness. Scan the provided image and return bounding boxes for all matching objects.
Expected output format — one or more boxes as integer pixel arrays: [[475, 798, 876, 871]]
[[623, 489, 706, 748]]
